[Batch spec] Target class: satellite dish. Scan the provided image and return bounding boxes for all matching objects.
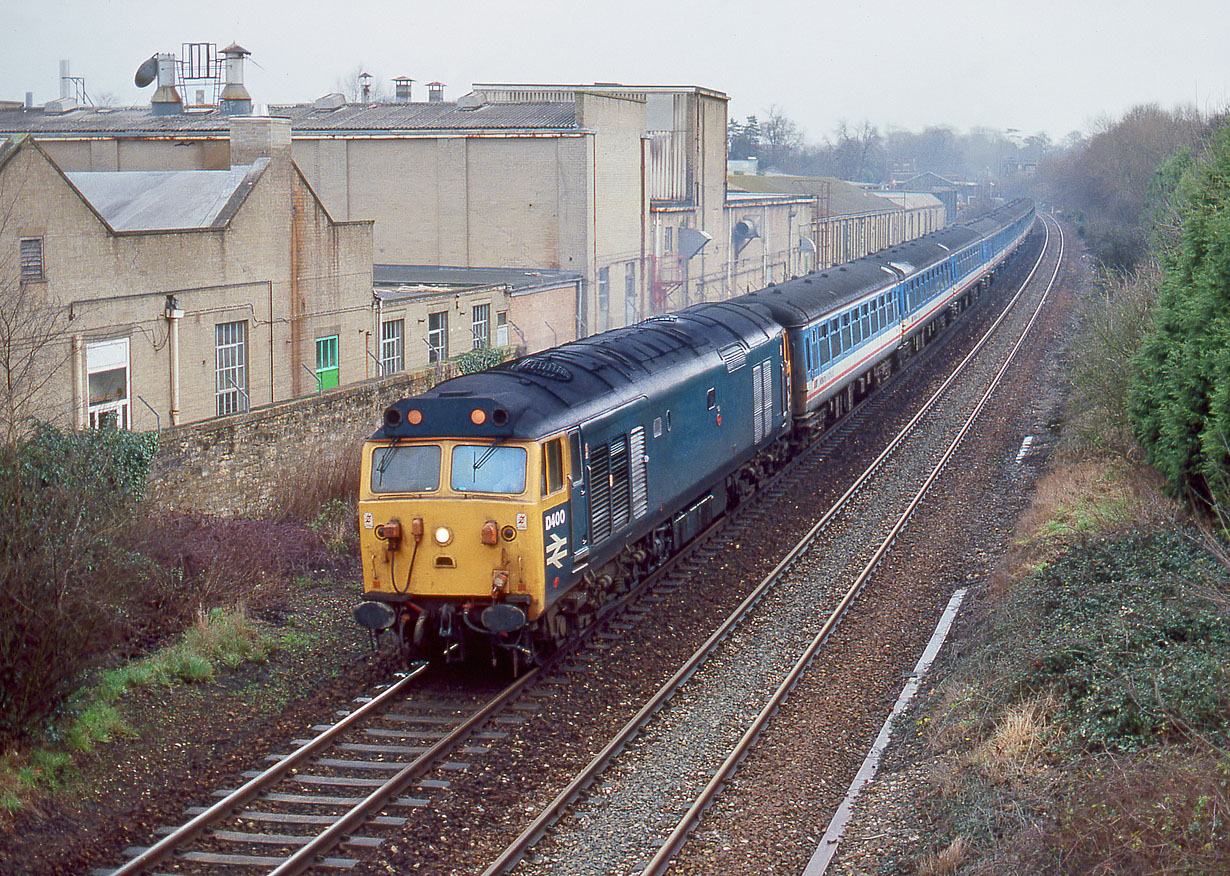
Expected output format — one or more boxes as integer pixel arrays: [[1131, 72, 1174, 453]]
[[134, 55, 158, 88]]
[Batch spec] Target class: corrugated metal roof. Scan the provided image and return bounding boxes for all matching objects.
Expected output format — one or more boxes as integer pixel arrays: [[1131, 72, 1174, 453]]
[[270, 101, 578, 131], [727, 174, 904, 217], [0, 100, 578, 135], [65, 161, 265, 231], [874, 191, 945, 210], [374, 264, 582, 293]]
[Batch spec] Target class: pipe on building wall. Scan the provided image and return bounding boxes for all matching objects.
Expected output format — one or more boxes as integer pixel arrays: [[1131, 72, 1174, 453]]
[[165, 296, 183, 426], [372, 295, 383, 377], [640, 134, 648, 319], [72, 334, 84, 428]]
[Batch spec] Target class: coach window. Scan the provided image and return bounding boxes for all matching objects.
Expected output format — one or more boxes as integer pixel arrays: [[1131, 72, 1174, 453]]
[[850, 309, 861, 346], [818, 325, 830, 366], [830, 318, 841, 356], [871, 299, 880, 334], [707, 388, 716, 410], [804, 331, 813, 372], [841, 313, 852, 349], [860, 303, 870, 338], [542, 438, 565, 496]]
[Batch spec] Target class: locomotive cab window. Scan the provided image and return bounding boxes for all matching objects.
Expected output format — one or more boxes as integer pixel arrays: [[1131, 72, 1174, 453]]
[[542, 438, 565, 496], [451, 444, 527, 494], [707, 388, 716, 410], [371, 444, 441, 493]]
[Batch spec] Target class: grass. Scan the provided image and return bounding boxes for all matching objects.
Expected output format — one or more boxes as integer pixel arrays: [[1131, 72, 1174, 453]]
[[910, 453, 1230, 873], [0, 605, 279, 815]]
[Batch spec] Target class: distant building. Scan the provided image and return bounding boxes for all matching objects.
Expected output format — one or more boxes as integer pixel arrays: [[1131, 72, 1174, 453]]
[[894, 171, 959, 223]]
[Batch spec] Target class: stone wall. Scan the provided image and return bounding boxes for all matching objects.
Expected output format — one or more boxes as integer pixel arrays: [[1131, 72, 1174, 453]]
[[147, 367, 446, 516]]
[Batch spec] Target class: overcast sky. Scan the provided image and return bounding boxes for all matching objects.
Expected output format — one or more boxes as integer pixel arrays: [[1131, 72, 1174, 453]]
[[5, 0, 1228, 143]]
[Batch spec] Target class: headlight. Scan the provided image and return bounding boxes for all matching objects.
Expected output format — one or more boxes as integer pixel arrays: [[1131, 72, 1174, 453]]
[[434, 526, 452, 546]]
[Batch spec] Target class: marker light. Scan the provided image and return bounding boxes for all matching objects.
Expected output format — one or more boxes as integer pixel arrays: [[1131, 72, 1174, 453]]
[[470, 408, 487, 425], [407, 409, 423, 425], [434, 526, 453, 546]]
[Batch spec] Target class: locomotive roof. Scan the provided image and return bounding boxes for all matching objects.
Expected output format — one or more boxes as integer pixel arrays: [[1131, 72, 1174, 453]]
[[377, 300, 782, 442]]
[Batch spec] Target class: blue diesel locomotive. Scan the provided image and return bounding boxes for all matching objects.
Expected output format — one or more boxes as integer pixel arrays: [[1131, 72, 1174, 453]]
[[354, 199, 1036, 667]]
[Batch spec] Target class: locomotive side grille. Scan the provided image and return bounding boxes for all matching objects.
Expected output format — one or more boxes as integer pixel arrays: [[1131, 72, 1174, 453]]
[[609, 435, 631, 529], [753, 361, 765, 443], [759, 360, 773, 440], [629, 427, 648, 519], [720, 343, 748, 372], [589, 443, 612, 541]]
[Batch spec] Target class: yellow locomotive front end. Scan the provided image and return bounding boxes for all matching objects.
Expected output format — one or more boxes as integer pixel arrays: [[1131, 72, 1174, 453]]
[[354, 425, 571, 666]]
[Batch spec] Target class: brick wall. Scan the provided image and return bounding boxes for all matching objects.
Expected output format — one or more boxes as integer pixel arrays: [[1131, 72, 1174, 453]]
[[147, 369, 442, 516]]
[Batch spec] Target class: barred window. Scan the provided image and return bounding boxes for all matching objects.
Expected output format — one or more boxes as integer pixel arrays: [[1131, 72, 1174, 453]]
[[472, 304, 490, 350], [215, 321, 248, 416], [428, 311, 447, 364], [19, 237, 43, 281], [597, 267, 610, 332], [381, 319, 404, 374]]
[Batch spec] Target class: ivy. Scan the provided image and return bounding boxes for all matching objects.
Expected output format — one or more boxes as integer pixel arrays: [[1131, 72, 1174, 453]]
[[453, 346, 510, 375]]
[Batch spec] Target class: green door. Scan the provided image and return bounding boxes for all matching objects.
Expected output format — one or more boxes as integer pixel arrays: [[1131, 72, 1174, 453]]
[[315, 336, 339, 390]]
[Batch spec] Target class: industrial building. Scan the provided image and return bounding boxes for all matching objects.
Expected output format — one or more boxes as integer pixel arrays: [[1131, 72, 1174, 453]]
[[0, 45, 952, 432], [0, 118, 372, 431]]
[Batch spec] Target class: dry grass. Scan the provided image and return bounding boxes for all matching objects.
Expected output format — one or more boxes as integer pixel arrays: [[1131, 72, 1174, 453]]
[[262, 440, 361, 522], [917, 835, 969, 876], [968, 695, 1056, 783]]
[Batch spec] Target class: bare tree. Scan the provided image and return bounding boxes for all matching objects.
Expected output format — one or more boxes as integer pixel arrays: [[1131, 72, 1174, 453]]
[[832, 121, 887, 183], [0, 149, 72, 445], [759, 105, 803, 171]]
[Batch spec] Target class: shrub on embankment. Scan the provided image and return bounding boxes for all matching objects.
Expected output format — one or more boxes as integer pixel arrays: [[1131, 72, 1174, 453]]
[[0, 425, 312, 748], [1129, 121, 1230, 517], [918, 474, 1230, 873], [0, 425, 158, 743]]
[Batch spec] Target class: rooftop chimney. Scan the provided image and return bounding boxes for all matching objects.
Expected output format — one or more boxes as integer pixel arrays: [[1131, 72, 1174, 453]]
[[59, 60, 71, 100], [151, 53, 183, 116], [393, 76, 413, 102], [230, 116, 292, 166], [427, 81, 445, 102], [219, 43, 253, 116]]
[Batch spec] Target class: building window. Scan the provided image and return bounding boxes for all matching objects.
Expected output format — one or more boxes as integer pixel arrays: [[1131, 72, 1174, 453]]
[[664, 226, 674, 253], [624, 262, 637, 325], [215, 320, 248, 416], [315, 335, 339, 390], [472, 303, 490, 350], [428, 311, 447, 364], [86, 338, 129, 430], [496, 311, 508, 347], [597, 267, 610, 332], [19, 237, 43, 282], [381, 319, 404, 375]]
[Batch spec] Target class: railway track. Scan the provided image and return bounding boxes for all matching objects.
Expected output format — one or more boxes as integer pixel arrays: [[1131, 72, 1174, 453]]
[[99, 663, 529, 875], [96, 220, 1058, 876], [478, 215, 1065, 875]]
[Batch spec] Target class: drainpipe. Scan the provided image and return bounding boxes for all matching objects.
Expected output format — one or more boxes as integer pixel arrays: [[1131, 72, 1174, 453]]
[[640, 134, 648, 318], [165, 295, 183, 426], [373, 294, 383, 377], [72, 334, 85, 428]]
